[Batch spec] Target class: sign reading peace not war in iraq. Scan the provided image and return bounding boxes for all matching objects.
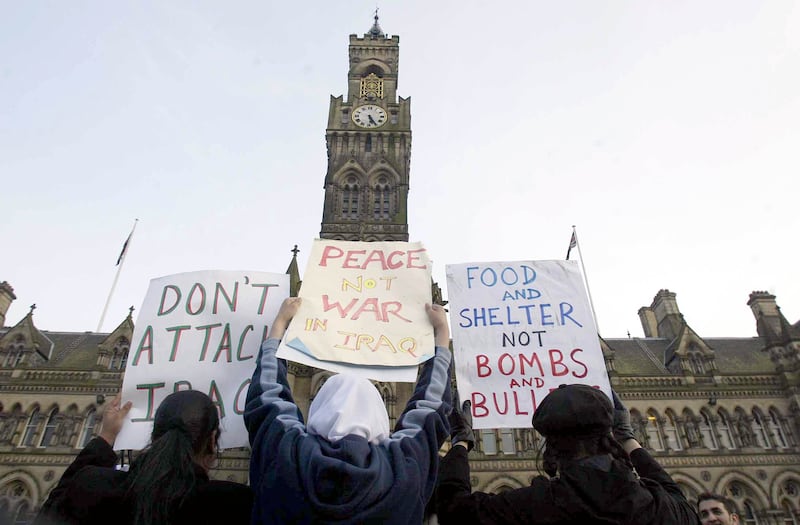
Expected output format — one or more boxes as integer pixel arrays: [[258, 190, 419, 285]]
[[277, 239, 434, 382], [115, 271, 289, 451], [446, 260, 612, 429]]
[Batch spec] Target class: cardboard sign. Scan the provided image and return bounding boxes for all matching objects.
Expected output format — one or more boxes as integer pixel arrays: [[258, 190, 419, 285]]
[[277, 240, 434, 380], [446, 260, 611, 429], [115, 270, 288, 450]]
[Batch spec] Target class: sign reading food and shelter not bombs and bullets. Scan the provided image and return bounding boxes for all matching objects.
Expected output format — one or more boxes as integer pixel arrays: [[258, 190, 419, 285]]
[[446, 260, 611, 429]]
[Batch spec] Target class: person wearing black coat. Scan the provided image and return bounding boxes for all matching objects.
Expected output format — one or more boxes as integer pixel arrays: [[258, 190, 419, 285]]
[[437, 385, 700, 525], [34, 391, 253, 525]]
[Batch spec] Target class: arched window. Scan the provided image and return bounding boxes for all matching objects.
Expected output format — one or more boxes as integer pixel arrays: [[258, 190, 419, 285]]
[[12, 500, 30, 525], [751, 410, 771, 448], [769, 409, 789, 448], [375, 382, 396, 427], [20, 408, 40, 447], [480, 429, 498, 455], [717, 409, 736, 449], [782, 500, 798, 525], [341, 176, 360, 219], [0, 480, 31, 525], [373, 177, 391, 220], [365, 135, 372, 152], [39, 407, 60, 447], [664, 411, 682, 451], [79, 408, 100, 447], [645, 410, 665, 451], [742, 500, 760, 525], [3, 338, 25, 368], [110, 337, 130, 370], [699, 410, 719, 450]]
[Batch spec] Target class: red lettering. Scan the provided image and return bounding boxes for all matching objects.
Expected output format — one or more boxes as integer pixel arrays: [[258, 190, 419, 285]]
[[362, 249, 389, 270], [472, 392, 489, 417], [406, 248, 428, 269], [322, 295, 359, 318], [492, 392, 509, 415], [351, 297, 382, 321], [476, 354, 492, 377], [570, 348, 588, 378], [549, 349, 569, 376], [518, 352, 545, 376], [343, 249, 367, 269], [319, 245, 344, 267], [381, 301, 411, 323], [386, 251, 405, 269], [498, 353, 516, 375]]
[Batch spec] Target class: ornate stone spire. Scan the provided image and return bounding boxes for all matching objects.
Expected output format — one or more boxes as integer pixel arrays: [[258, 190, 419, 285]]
[[368, 8, 384, 38]]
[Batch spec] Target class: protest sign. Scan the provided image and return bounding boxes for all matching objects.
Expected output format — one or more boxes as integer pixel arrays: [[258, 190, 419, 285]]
[[446, 260, 611, 429], [277, 239, 433, 382], [115, 270, 288, 450]]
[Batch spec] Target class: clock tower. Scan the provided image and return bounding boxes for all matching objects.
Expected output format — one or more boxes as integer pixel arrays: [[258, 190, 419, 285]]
[[320, 14, 411, 242]]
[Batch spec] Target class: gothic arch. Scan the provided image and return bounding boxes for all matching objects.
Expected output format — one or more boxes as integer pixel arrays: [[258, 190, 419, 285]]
[[331, 164, 368, 185], [671, 472, 705, 504], [366, 164, 402, 185], [715, 471, 770, 508], [483, 474, 524, 493], [770, 471, 800, 507], [351, 59, 391, 77], [0, 470, 41, 507]]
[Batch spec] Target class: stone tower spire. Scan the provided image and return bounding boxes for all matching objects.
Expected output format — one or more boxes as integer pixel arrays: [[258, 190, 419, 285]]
[[319, 16, 410, 242]]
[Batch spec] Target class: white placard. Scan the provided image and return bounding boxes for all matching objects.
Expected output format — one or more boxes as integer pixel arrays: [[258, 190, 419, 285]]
[[446, 260, 611, 429], [277, 239, 434, 382], [115, 270, 289, 450]]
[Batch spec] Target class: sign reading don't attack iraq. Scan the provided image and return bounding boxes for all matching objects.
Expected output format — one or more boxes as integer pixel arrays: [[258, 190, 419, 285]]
[[115, 270, 288, 451], [277, 239, 434, 383], [446, 260, 611, 429]]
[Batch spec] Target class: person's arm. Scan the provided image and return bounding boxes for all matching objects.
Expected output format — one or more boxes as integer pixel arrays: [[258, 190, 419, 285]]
[[34, 394, 131, 524], [385, 304, 453, 497], [243, 298, 306, 486], [612, 391, 699, 524]]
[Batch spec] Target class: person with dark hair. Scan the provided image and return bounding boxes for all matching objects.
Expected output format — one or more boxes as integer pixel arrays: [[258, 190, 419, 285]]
[[436, 384, 700, 525], [34, 390, 252, 525], [245, 297, 453, 524], [697, 493, 740, 525]]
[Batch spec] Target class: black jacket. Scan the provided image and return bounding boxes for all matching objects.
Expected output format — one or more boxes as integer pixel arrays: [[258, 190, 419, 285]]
[[436, 446, 699, 525], [34, 437, 253, 525]]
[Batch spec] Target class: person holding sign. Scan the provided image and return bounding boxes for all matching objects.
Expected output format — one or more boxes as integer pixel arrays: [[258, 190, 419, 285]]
[[436, 385, 700, 525], [35, 391, 253, 525], [245, 297, 453, 524]]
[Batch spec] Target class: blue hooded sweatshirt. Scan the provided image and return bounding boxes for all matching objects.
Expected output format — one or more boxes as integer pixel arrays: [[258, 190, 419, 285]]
[[245, 338, 452, 524]]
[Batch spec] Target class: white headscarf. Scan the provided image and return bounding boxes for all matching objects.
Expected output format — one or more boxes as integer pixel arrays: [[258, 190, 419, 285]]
[[307, 373, 390, 444]]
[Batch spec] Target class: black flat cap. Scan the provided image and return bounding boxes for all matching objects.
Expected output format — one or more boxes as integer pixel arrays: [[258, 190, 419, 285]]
[[532, 384, 613, 437]]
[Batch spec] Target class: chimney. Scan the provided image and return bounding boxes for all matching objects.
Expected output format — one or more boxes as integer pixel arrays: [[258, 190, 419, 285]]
[[747, 291, 782, 340], [638, 306, 658, 337], [649, 289, 684, 340], [0, 281, 16, 328]]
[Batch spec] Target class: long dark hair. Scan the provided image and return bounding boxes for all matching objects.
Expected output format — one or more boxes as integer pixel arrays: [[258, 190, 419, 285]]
[[125, 390, 220, 525], [541, 433, 634, 477]]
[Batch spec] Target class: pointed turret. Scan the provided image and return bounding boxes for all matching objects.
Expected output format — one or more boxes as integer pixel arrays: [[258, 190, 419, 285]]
[[286, 245, 302, 298]]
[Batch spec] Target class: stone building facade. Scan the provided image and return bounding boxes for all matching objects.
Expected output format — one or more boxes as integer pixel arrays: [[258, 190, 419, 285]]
[[2, 17, 799, 525]]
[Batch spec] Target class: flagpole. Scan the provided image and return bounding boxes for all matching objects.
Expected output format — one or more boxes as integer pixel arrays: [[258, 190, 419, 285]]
[[97, 219, 138, 332], [571, 225, 601, 335]]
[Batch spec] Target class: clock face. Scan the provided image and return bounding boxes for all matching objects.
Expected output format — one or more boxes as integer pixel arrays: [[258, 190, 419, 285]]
[[352, 104, 387, 128]]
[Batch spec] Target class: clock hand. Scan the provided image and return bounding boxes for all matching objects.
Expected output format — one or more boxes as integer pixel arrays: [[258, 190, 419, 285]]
[[368, 115, 377, 125]]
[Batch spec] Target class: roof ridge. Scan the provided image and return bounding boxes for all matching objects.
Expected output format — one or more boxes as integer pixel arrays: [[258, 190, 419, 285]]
[[632, 337, 670, 374]]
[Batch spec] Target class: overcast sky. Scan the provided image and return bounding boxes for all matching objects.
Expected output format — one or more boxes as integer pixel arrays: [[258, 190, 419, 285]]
[[2, 1, 799, 339]]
